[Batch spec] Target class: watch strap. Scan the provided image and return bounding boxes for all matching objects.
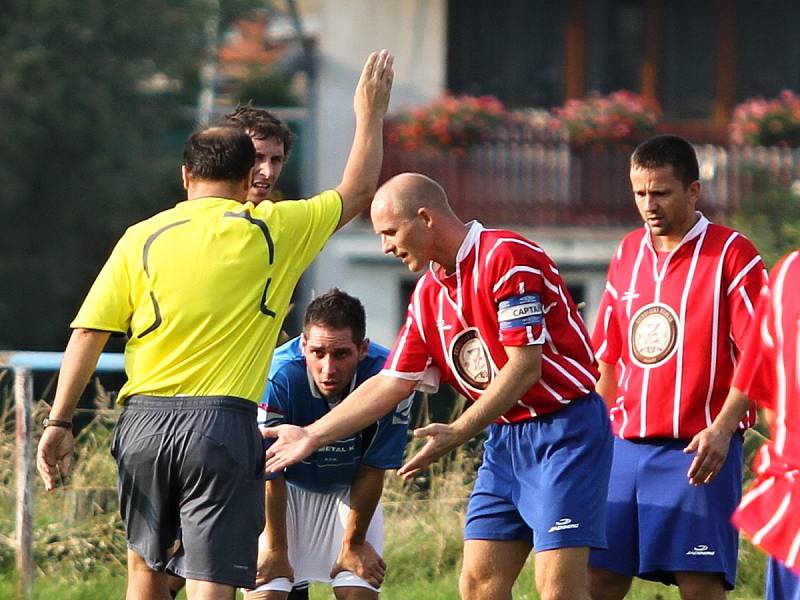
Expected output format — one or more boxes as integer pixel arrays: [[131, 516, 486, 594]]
[[42, 417, 72, 431]]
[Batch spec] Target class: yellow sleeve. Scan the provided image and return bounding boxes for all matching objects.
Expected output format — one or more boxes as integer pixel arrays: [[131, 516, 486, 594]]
[[71, 234, 134, 333], [262, 189, 342, 271]]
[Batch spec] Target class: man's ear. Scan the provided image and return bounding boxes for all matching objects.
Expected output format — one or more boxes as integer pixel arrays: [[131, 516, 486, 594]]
[[418, 207, 433, 228], [687, 180, 701, 206], [181, 165, 190, 191], [358, 338, 370, 359]]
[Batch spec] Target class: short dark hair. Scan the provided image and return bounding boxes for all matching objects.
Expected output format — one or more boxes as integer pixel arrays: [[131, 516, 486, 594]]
[[303, 289, 366, 344], [224, 103, 294, 155], [631, 134, 699, 189], [183, 126, 255, 181]]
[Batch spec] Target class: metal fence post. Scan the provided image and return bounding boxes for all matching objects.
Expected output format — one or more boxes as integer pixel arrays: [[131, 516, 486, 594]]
[[15, 367, 34, 598]]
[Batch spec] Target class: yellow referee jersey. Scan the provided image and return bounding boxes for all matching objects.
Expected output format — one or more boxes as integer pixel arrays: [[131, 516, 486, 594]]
[[72, 191, 341, 403]]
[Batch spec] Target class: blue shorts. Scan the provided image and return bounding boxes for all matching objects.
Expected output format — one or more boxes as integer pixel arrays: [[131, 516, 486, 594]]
[[767, 557, 800, 600], [464, 392, 612, 552], [589, 434, 743, 589]]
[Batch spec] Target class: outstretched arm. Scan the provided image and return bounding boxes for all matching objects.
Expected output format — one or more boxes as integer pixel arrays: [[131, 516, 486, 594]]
[[334, 50, 394, 231], [36, 328, 110, 491], [264, 373, 415, 474], [331, 464, 387, 588], [398, 344, 542, 480]]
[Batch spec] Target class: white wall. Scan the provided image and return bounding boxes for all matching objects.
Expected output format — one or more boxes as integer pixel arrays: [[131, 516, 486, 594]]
[[313, 0, 446, 191]]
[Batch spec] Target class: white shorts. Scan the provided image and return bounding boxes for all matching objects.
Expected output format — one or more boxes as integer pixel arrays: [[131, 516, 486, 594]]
[[252, 482, 384, 593]]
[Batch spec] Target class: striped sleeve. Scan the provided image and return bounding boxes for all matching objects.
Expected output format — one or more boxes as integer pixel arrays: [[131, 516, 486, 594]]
[[487, 241, 547, 346], [382, 281, 435, 388], [592, 253, 623, 364], [725, 235, 767, 352]]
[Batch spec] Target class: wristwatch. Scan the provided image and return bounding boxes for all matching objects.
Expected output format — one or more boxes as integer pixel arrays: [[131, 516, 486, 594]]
[[42, 417, 72, 431]]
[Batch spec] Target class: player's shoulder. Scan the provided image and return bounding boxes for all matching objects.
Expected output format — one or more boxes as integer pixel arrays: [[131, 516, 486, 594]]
[[617, 227, 648, 249], [478, 227, 547, 263], [268, 337, 307, 380], [258, 189, 341, 215], [365, 340, 391, 361], [706, 223, 761, 258], [773, 250, 800, 276], [123, 205, 184, 238]]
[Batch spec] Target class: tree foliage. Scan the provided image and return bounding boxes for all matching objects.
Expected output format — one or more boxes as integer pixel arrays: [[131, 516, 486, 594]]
[[0, 0, 260, 349], [730, 166, 800, 269]]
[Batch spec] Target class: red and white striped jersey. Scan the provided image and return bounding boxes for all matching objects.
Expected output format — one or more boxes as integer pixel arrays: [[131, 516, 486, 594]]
[[592, 214, 766, 439], [382, 222, 598, 424], [733, 251, 800, 574]]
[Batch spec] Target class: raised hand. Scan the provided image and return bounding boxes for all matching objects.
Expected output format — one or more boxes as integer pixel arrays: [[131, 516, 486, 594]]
[[353, 49, 394, 122]]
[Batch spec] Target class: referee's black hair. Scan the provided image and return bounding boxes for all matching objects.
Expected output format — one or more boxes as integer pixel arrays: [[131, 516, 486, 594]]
[[631, 134, 699, 189], [183, 126, 255, 182], [304, 289, 366, 344]]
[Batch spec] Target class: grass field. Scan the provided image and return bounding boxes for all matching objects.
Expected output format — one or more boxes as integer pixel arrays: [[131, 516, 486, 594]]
[[0, 398, 772, 598]]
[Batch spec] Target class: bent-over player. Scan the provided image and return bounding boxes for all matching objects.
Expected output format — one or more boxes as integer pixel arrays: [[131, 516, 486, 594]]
[[246, 289, 412, 600]]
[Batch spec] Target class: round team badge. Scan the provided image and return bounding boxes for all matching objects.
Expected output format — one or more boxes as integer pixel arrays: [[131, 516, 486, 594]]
[[449, 328, 493, 392], [629, 302, 680, 367]]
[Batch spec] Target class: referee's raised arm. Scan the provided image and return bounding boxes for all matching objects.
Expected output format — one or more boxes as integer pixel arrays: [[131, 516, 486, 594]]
[[334, 50, 394, 231]]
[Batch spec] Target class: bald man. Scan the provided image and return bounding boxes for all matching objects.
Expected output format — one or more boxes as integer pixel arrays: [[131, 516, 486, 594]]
[[264, 173, 613, 600]]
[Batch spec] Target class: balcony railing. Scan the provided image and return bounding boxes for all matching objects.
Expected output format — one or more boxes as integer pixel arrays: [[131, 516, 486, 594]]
[[380, 136, 800, 228]]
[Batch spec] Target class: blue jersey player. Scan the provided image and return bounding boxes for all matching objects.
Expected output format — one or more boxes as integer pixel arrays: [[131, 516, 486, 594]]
[[245, 289, 412, 600]]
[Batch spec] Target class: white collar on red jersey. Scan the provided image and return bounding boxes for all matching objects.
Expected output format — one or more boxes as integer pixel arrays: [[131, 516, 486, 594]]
[[644, 211, 710, 253], [429, 220, 485, 277]]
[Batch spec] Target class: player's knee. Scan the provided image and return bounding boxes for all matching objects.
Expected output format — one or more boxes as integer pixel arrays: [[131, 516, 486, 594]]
[[459, 568, 512, 600], [535, 575, 591, 600], [676, 573, 726, 600], [587, 567, 631, 600]]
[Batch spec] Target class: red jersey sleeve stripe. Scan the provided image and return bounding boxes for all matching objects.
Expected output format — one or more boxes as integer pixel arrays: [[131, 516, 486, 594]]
[[752, 490, 793, 546], [491, 266, 543, 293], [388, 316, 415, 372], [380, 368, 424, 381], [412, 282, 427, 344], [484, 237, 545, 269], [738, 286, 756, 317], [772, 252, 797, 454], [542, 354, 591, 395], [726, 254, 765, 295]]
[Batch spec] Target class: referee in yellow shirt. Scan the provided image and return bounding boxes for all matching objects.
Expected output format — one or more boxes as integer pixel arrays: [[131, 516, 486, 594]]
[[36, 50, 393, 600]]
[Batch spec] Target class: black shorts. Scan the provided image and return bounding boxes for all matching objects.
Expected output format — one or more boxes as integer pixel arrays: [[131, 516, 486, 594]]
[[111, 395, 265, 588]]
